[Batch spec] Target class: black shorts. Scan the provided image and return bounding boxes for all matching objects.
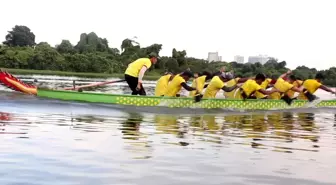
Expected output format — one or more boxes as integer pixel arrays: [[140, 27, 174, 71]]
[[124, 74, 146, 96]]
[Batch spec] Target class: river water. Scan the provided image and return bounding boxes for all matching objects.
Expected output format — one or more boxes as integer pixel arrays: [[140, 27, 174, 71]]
[[0, 74, 336, 185]]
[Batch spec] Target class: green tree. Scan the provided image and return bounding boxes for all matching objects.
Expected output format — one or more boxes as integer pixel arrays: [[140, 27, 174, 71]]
[[29, 42, 65, 70], [264, 57, 278, 69], [172, 48, 187, 66], [74, 32, 108, 53], [107, 48, 120, 56], [64, 53, 90, 72], [293, 66, 317, 79], [277, 61, 287, 68], [121, 38, 139, 52], [3, 25, 36, 47], [165, 58, 179, 73], [0, 46, 34, 68], [144, 44, 162, 55], [56, 40, 76, 54]]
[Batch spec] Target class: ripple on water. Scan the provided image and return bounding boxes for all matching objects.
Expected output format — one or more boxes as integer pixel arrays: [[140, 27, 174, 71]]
[[1, 93, 336, 184]]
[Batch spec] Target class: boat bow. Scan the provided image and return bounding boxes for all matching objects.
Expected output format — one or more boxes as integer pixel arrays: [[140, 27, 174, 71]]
[[0, 70, 37, 95]]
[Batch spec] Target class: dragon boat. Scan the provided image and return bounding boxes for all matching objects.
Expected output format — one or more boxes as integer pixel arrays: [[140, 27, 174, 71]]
[[1, 70, 335, 110]]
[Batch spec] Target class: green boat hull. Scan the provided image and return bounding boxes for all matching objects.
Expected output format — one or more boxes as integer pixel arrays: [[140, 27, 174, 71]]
[[36, 89, 336, 110]]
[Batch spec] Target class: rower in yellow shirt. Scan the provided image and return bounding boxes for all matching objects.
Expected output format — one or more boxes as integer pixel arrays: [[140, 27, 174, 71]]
[[189, 71, 212, 97], [268, 71, 303, 102], [287, 76, 303, 99], [297, 73, 335, 101], [254, 78, 273, 99], [233, 73, 279, 100], [223, 74, 250, 99], [164, 71, 198, 97], [155, 72, 175, 96], [124, 52, 159, 95], [203, 72, 239, 99]]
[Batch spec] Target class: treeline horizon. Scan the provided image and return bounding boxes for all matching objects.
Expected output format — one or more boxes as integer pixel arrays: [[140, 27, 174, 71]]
[[0, 25, 335, 86]]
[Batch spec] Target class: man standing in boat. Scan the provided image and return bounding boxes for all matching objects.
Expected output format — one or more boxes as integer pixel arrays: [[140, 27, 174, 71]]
[[124, 52, 159, 95]]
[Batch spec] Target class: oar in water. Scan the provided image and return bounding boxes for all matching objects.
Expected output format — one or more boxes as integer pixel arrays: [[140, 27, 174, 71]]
[[193, 78, 202, 102], [290, 88, 336, 108], [194, 93, 202, 102], [308, 88, 336, 106], [278, 96, 297, 105], [64, 79, 126, 91], [281, 90, 316, 106]]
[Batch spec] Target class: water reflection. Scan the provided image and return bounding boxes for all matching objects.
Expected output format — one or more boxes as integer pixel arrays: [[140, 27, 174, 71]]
[[150, 112, 326, 153], [71, 115, 107, 133], [221, 112, 321, 152], [0, 112, 11, 122], [155, 115, 179, 135], [297, 113, 316, 131], [1, 107, 336, 184], [0, 111, 29, 137], [120, 113, 142, 140], [154, 115, 191, 146], [189, 115, 223, 145], [119, 113, 154, 159], [0, 110, 327, 153]]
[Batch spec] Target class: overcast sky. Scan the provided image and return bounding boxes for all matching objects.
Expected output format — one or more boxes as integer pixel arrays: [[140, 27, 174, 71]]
[[1, 0, 335, 70]]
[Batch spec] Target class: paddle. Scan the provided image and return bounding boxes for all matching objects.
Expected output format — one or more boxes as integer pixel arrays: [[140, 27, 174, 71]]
[[194, 93, 202, 102], [64, 79, 126, 91], [281, 94, 294, 105], [192, 77, 201, 102]]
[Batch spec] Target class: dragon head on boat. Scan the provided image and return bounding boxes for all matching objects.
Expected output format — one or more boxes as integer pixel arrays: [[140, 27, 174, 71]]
[[0, 69, 37, 95]]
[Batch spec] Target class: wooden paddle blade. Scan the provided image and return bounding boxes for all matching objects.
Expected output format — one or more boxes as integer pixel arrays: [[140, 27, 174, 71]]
[[304, 91, 317, 102], [281, 95, 294, 105]]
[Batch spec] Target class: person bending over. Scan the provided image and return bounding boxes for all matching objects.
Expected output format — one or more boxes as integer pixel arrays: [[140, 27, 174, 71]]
[[124, 52, 159, 95], [223, 72, 251, 99], [164, 71, 198, 97], [189, 71, 212, 97], [265, 70, 303, 104], [203, 72, 238, 99], [233, 73, 279, 100], [155, 72, 175, 96], [297, 73, 335, 101]]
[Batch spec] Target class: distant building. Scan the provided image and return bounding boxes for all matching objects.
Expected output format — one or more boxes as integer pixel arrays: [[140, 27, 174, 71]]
[[234, 55, 244, 63], [248, 55, 269, 64], [208, 52, 222, 62]]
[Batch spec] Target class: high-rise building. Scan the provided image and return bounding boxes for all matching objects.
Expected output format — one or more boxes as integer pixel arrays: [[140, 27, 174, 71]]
[[208, 52, 221, 62], [248, 55, 269, 64], [234, 55, 244, 63]]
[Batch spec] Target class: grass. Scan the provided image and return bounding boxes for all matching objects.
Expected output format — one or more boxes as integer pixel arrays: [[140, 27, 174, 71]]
[[1, 68, 161, 80]]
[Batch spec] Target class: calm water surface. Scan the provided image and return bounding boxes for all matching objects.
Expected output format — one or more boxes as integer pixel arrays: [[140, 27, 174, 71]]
[[1, 75, 336, 185]]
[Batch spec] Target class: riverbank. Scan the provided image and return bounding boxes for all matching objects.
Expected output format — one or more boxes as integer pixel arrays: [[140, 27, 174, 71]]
[[1, 68, 161, 80]]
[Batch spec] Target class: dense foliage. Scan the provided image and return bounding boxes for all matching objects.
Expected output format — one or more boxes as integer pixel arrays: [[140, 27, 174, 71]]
[[1, 25, 335, 86]]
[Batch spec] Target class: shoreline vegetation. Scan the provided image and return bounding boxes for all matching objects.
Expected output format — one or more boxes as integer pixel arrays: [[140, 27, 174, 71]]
[[1, 25, 336, 86]]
